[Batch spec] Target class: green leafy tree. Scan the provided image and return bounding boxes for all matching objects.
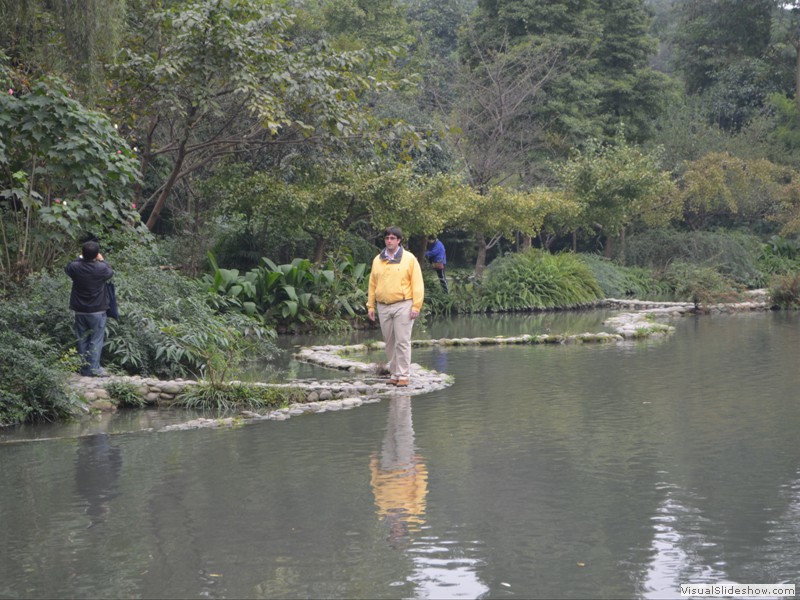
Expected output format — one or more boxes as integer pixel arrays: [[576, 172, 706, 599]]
[[215, 164, 461, 265], [108, 0, 406, 232], [455, 185, 580, 278], [767, 93, 800, 162], [557, 133, 678, 260], [317, 0, 415, 50], [463, 0, 603, 155], [667, 0, 791, 131], [404, 0, 467, 118], [0, 75, 143, 285], [677, 152, 788, 231], [773, 2, 800, 111]]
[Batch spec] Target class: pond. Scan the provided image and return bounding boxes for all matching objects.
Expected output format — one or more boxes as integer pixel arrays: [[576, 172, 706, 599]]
[[1, 310, 799, 599]]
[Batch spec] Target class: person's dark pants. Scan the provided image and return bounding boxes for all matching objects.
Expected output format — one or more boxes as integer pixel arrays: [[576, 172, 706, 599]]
[[74, 311, 107, 376], [435, 267, 449, 293]]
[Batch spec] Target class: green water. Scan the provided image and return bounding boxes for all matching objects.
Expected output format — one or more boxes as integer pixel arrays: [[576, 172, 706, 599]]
[[1, 311, 798, 598]]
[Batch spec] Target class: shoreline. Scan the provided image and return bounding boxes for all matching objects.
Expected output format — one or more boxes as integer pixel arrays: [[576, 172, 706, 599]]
[[59, 295, 771, 433]]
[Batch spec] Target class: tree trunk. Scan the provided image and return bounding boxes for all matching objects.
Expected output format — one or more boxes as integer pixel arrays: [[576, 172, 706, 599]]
[[411, 236, 428, 264], [475, 233, 488, 280], [603, 234, 614, 259], [145, 139, 187, 231], [312, 237, 327, 265], [796, 37, 800, 112], [520, 233, 532, 251]]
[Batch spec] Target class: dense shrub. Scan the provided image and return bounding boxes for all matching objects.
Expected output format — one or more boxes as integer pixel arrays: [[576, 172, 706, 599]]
[[769, 273, 800, 308], [105, 380, 147, 408], [202, 251, 369, 333], [1, 242, 277, 392], [579, 254, 668, 299], [478, 250, 604, 312], [422, 268, 484, 316], [660, 261, 742, 308], [106, 244, 277, 377], [624, 229, 764, 287], [0, 306, 81, 425]]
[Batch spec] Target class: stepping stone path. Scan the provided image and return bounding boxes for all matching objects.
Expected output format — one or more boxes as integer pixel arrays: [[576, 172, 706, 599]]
[[68, 293, 770, 432]]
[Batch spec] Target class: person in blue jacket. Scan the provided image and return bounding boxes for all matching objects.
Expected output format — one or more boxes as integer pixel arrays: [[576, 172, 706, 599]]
[[424, 235, 449, 293]]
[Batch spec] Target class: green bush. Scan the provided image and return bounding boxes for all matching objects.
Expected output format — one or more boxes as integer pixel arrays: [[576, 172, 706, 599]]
[[312, 251, 369, 330], [422, 269, 483, 316], [478, 250, 604, 312], [202, 251, 369, 332], [0, 76, 144, 287], [758, 236, 800, 277]]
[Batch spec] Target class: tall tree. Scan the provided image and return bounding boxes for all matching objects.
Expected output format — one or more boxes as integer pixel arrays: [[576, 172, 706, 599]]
[[0, 0, 126, 99], [672, 0, 773, 95], [463, 0, 670, 151], [595, 0, 675, 142], [671, 0, 788, 131], [464, 0, 604, 153], [773, 1, 800, 111], [449, 31, 563, 274], [109, 0, 407, 232], [453, 32, 561, 190]]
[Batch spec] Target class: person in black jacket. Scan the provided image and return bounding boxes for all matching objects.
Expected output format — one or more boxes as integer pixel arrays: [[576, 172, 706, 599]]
[[65, 241, 114, 377]]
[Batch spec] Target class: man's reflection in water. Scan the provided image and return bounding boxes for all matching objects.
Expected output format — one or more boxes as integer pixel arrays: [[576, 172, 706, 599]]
[[75, 434, 122, 527], [370, 395, 428, 548]]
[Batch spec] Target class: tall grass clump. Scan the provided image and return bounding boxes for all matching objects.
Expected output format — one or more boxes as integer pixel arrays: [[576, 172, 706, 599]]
[[176, 383, 306, 412], [759, 236, 800, 278], [105, 380, 147, 408], [478, 250, 604, 312], [422, 269, 483, 316]]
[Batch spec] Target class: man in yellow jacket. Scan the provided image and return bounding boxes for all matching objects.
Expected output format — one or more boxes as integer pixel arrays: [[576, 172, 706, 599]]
[[367, 226, 425, 387]]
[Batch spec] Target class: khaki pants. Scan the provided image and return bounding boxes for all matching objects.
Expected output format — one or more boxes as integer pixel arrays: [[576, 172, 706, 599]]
[[377, 299, 415, 379]]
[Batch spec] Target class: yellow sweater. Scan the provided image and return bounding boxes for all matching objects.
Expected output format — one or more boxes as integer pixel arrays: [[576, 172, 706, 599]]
[[367, 247, 425, 312]]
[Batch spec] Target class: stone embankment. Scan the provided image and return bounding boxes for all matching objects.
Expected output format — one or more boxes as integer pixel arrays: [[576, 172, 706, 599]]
[[68, 293, 771, 431]]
